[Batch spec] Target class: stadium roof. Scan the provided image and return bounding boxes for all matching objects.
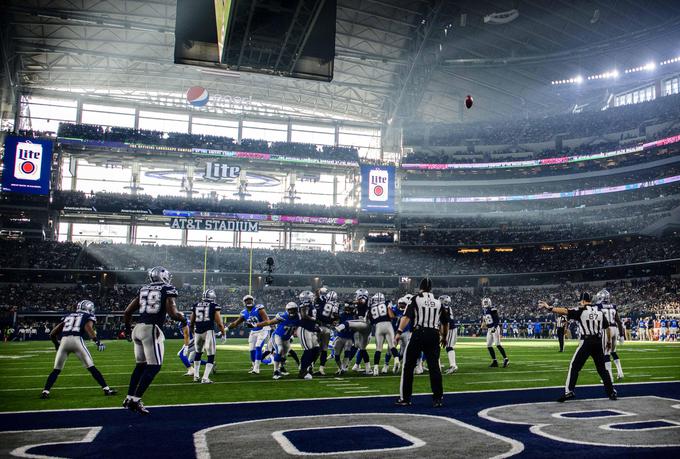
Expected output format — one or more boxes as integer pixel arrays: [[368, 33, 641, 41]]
[[3, 0, 680, 126]]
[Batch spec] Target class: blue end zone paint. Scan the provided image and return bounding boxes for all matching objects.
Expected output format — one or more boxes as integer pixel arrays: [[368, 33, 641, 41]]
[[283, 426, 411, 453], [611, 421, 677, 430], [561, 410, 623, 418], [0, 382, 678, 458]]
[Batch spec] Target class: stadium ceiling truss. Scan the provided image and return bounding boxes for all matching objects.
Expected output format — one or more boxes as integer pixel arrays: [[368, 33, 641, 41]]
[[4, 0, 680, 127]]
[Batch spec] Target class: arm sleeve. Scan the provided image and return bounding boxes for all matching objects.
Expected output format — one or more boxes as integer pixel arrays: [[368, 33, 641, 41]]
[[566, 309, 580, 321], [404, 299, 416, 321], [439, 304, 450, 325]]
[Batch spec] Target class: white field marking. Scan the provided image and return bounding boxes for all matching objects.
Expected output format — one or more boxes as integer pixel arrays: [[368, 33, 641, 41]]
[[478, 396, 680, 448], [600, 418, 680, 432], [5, 426, 102, 459], [271, 423, 425, 456], [652, 376, 677, 380], [551, 408, 635, 420], [466, 379, 548, 385], [0, 355, 37, 360], [2, 380, 679, 415], [341, 390, 381, 394], [195, 413, 524, 459]]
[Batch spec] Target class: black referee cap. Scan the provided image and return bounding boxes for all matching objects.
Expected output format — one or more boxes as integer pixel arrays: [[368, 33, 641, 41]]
[[579, 291, 591, 302], [419, 277, 432, 292]]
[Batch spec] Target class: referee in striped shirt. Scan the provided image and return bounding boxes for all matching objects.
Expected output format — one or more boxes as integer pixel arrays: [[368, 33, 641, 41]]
[[539, 292, 616, 402], [395, 278, 449, 408]]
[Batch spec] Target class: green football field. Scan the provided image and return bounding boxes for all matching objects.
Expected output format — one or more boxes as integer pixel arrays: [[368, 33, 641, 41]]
[[1, 338, 678, 412]]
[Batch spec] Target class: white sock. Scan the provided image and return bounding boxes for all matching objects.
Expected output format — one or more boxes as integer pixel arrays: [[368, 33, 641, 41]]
[[194, 360, 201, 375], [605, 361, 613, 380], [447, 350, 456, 367], [614, 359, 623, 375], [203, 363, 213, 380], [254, 360, 261, 371], [273, 360, 280, 372]]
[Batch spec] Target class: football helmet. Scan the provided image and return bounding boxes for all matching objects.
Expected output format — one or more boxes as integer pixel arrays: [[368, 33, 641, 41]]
[[596, 289, 610, 304], [242, 295, 255, 307], [285, 301, 299, 317], [355, 288, 369, 301], [76, 300, 95, 314], [148, 266, 171, 284], [203, 289, 217, 301], [481, 297, 492, 309], [439, 295, 452, 307], [299, 290, 315, 305], [397, 297, 408, 310], [343, 302, 356, 314], [371, 292, 385, 306], [326, 290, 338, 302]]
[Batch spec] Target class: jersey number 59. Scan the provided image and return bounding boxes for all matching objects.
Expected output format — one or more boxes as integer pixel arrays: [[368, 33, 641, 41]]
[[140, 290, 161, 314]]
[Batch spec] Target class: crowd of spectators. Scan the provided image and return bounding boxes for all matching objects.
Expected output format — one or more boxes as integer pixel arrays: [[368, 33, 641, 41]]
[[2, 236, 678, 277], [404, 92, 680, 147], [53, 190, 358, 218], [56, 123, 360, 163]]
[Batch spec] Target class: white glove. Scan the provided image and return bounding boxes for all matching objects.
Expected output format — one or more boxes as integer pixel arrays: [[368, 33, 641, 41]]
[[182, 345, 189, 357], [221, 335, 227, 344]]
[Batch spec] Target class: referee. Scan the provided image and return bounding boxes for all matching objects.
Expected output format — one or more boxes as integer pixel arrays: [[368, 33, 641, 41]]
[[555, 312, 567, 352], [539, 292, 616, 402], [395, 278, 449, 408]]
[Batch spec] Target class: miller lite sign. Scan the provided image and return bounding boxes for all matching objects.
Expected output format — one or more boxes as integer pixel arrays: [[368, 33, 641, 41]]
[[2, 136, 53, 195], [204, 162, 241, 181], [360, 165, 395, 213]]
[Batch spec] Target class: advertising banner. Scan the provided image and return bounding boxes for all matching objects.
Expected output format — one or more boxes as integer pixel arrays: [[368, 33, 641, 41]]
[[360, 164, 396, 213], [2, 136, 53, 195]]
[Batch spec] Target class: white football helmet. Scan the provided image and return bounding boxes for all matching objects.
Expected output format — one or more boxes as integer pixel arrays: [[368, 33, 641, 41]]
[[76, 300, 95, 314], [242, 295, 255, 307], [148, 266, 171, 284], [299, 290, 315, 305], [203, 289, 217, 301], [596, 289, 611, 304], [439, 295, 452, 307], [285, 301, 299, 317], [481, 297, 492, 309], [371, 292, 385, 306]]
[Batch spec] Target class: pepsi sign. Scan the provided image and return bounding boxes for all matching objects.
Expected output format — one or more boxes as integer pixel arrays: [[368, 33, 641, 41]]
[[2, 136, 53, 195], [360, 165, 395, 213]]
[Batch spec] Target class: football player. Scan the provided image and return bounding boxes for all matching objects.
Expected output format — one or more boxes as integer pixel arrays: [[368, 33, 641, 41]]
[[596, 289, 624, 380], [368, 292, 400, 376], [481, 297, 509, 368], [335, 289, 372, 375], [41, 300, 117, 399], [124, 266, 186, 414], [511, 320, 519, 338], [227, 295, 269, 374], [391, 295, 412, 373], [659, 316, 668, 342], [191, 289, 226, 384], [298, 290, 321, 379], [670, 317, 678, 342], [177, 320, 198, 376], [314, 288, 338, 376], [333, 302, 356, 375], [254, 301, 300, 379], [439, 295, 458, 374]]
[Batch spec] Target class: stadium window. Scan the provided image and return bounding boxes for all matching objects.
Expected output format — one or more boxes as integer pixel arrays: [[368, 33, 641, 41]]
[[64, 223, 128, 244], [241, 120, 288, 142], [191, 117, 239, 138], [290, 231, 334, 251], [74, 160, 131, 194], [338, 126, 381, 161], [186, 230, 236, 248], [138, 110, 189, 133], [626, 93, 632, 105], [673, 78, 679, 95], [81, 104, 135, 128], [136, 225, 182, 246], [290, 123, 335, 146], [138, 165, 190, 198], [21, 96, 77, 133]]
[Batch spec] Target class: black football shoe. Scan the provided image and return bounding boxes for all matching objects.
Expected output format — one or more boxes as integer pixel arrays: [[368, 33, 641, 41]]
[[433, 398, 443, 408], [40, 390, 50, 399], [128, 399, 150, 415], [394, 398, 412, 407], [502, 358, 510, 368], [489, 360, 499, 368], [104, 388, 118, 396], [609, 390, 618, 401], [557, 391, 575, 403]]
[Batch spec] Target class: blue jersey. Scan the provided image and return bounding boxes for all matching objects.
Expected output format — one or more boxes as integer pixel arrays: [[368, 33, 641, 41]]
[[390, 306, 412, 332], [138, 282, 178, 327], [660, 319, 668, 328], [337, 312, 357, 338], [368, 302, 391, 325], [482, 307, 500, 328], [61, 312, 95, 338], [192, 301, 221, 334], [671, 319, 678, 328], [299, 302, 317, 332], [240, 304, 265, 331], [638, 319, 646, 329], [502, 321, 508, 330], [315, 298, 337, 326], [512, 321, 518, 330], [273, 311, 299, 340]]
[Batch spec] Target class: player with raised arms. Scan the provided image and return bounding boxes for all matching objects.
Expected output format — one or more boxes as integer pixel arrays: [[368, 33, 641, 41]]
[[227, 294, 269, 374], [40, 300, 117, 399], [191, 288, 226, 384], [124, 266, 186, 414]]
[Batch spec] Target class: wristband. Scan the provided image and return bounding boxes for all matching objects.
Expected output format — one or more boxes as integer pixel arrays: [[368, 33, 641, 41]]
[[94, 338, 101, 346], [396, 329, 404, 334]]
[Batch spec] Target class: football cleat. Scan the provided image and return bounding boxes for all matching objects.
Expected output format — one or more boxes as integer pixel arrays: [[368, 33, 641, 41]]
[[433, 398, 444, 408], [489, 360, 499, 368], [280, 366, 290, 376], [394, 398, 411, 407], [444, 366, 458, 374], [200, 378, 213, 384], [352, 363, 360, 372], [315, 367, 326, 376], [617, 374, 624, 380], [373, 365, 379, 376], [393, 361, 401, 373], [502, 358, 510, 368], [211, 363, 218, 375], [184, 368, 195, 376], [104, 388, 118, 396], [609, 390, 618, 401], [248, 368, 260, 375], [40, 390, 50, 399], [335, 368, 345, 376], [193, 376, 201, 383], [557, 391, 575, 403], [414, 366, 424, 375], [381, 364, 389, 374], [128, 399, 150, 415], [123, 398, 130, 409], [273, 371, 281, 380], [304, 373, 313, 380]]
